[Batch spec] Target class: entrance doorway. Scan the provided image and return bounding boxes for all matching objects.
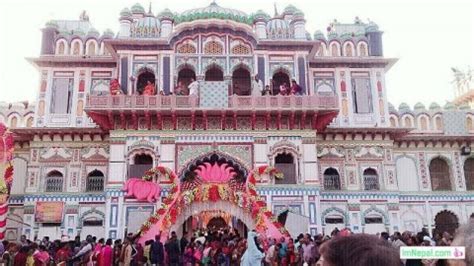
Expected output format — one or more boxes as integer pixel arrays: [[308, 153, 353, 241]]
[[177, 67, 196, 92], [181, 210, 249, 238], [136, 71, 156, 95], [272, 71, 290, 95], [232, 67, 251, 95], [205, 66, 224, 81], [434, 210, 459, 235]]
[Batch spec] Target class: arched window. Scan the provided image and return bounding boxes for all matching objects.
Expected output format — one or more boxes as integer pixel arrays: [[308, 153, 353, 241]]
[[323, 168, 341, 190], [272, 71, 290, 95], [316, 43, 326, 56], [45, 170, 63, 192], [429, 158, 451, 191], [464, 158, 474, 190], [434, 116, 443, 130], [204, 41, 223, 55], [231, 44, 250, 55], [136, 71, 156, 95], [57, 41, 66, 55], [389, 116, 398, 127], [177, 43, 196, 54], [363, 168, 379, 190], [87, 41, 97, 56], [419, 116, 429, 130], [177, 67, 196, 91], [205, 66, 224, 81], [26, 117, 33, 127], [232, 67, 251, 95], [358, 42, 368, 56], [344, 42, 354, 57], [403, 116, 413, 127], [274, 153, 296, 184], [71, 40, 82, 55], [129, 153, 153, 179], [330, 42, 340, 57], [9, 117, 18, 128], [467, 116, 474, 131], [86, 170, 104, 192]]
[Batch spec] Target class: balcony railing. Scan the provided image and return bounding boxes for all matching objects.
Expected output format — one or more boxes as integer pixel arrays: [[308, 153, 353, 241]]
[[86, 94, 338, 111]]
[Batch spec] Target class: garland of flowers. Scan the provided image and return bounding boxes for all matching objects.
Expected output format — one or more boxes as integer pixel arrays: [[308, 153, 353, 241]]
[[253, 165, 284, 180], [142, 166, 175, 181]]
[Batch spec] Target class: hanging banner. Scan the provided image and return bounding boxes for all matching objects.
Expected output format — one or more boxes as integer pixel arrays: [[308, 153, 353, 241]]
[[35, 202, 64, 223]]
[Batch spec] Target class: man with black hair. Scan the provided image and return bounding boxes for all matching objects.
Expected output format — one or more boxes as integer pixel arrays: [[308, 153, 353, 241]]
[[165, 231, 180, 266]]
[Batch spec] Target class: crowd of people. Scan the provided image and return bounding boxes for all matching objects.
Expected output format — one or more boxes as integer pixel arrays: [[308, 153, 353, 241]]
[[0, 220, 472, 266]]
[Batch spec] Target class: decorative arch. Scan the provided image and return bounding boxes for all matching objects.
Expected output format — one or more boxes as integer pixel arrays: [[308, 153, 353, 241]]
[[321, 207, 349, 226], [357, 41, 369, 56], [316, 42, 327, 57], [417, 114, 430, 131], [402, 114, 415, 127], [204, 63, 224, 81], [268, 140, 300, 161], [463, 157, 474, 190], [323, 167, 341, 190], [400, 209, 425, 233], [44, 170, 64, 192], [363, 167, 379, 190], [78, 209, 105, 228], [7, 115, 19, 128], [466, 114, 474, 131], [231, 65, 252, 95], [428, 156, 452, 191], [361, 206, 389, 225], [396, 155, 420, 191], [179, 151, 249, 180], [70, 39, 83, 55], [231, 43, 251, 55], [329, 41, 341, 57], [433, 114, 443, 131], [389, 115, 399, 127], [343, 41, 355, 57], [55, 39, 68, 55], [85, 39, 98, 56]]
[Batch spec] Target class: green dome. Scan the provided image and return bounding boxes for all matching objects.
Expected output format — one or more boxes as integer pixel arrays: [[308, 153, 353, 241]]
[[157, 8, 174, 20], [267, 18, 291, 38], [327, 30, 338, 40], [283, 4, 299, 15], [414, 102, 426, 111], [388, 102, 397, 112], [444, 102, 456, 110], [429, 102, 441, 111], [354, 30, 365, 38], [292, 10, 305, 20], [120, 8, 132, 18], [132, 15, 160, 38], [253, 10, 270, 22], [313, 30, 325, 40], [87, 27, 100, 37], [365, 21, 379, 32], [72, 29, 86, 36], [45, 20, 59, 29], [131, 3, 145, 14], [176, 2, 251, 25], [340, 32, 352, 40], [102, 29, 115, 38], [398, 102, 410, 112]]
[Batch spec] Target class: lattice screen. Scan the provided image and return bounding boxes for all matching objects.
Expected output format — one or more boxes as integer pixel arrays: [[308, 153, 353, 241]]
[[231, 44, 250, 55], [204, 41, 223, 54], [177, 43, 196, 54]]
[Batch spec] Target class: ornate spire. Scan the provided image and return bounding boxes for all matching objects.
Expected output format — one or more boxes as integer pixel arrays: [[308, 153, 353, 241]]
[[274, 2, 279, 16], [148, 2, 152, 13]]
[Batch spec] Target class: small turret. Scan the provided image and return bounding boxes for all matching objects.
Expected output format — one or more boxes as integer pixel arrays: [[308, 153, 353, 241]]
[[365, 20, 383, 56], [158, 8, 174, 38], [119, 8, 133, 38], [41, 20, 59, 55], [253, 10, 270, 39]]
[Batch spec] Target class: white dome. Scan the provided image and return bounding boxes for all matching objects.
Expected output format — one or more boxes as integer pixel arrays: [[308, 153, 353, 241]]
[[132, 15, 161, 38], [266, 18, 291, 39]]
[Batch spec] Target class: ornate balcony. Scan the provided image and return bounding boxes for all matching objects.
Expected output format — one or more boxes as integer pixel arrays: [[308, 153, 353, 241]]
[[85, 94, 339, 131], [86, 94, 338, 112]]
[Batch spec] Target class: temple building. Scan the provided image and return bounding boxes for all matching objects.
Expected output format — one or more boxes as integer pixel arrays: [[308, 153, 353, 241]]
[[3, 2, 474, 241]]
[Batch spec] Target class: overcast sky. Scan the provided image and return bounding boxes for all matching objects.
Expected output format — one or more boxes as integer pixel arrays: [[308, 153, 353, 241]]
[[0, 0, 472, 107]]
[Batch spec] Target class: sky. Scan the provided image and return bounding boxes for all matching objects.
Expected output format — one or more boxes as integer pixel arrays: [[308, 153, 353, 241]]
[[0, 0, 472, 108]]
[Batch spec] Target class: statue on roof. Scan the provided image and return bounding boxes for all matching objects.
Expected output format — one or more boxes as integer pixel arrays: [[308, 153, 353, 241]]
[[451, 67, 473, 94], [80, 10, 89, 21]]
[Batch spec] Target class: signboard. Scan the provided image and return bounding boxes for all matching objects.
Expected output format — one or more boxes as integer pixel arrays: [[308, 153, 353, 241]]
[[35, 202, 64, 223]]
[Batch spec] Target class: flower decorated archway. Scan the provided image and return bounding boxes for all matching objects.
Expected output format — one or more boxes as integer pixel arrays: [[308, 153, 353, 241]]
[[123, 162, 289, 244], [0, 123, 14, 240]]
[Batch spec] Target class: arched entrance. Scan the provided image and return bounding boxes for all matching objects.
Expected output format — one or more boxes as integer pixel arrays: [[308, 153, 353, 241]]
[[272, 71, 290, 95], [274, 153, 296, 184], [434, 210, 459, 235], [177, 67, 196, 92], [232, 67, 251, 95], [205, 66, 224, 81], [136, 71, 156, 95]]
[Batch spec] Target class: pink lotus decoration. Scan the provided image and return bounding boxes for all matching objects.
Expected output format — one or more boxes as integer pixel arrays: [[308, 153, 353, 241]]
[[123, 178, 161, 203], [194, 162, 236, 183]]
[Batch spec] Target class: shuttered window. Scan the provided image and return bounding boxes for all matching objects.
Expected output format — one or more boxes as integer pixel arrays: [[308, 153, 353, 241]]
[[352, 77, 372, 114], [51, 78, 73, 114]]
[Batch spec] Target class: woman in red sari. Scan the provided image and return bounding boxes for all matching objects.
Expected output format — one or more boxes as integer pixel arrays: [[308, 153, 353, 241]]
[[143, 81, 156, 95]]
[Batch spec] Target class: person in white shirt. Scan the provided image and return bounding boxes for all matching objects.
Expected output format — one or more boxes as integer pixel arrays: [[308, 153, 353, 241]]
[[251, 75, 263, 96], [188, 78, 200, 97]]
